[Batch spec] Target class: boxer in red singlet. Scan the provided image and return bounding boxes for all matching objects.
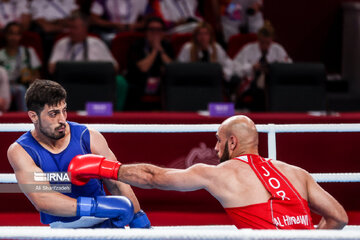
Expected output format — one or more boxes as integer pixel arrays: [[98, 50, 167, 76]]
[[69, 115, 348, 229]]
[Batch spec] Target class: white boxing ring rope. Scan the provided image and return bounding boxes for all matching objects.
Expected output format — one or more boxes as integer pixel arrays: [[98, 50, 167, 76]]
[[0, 123, 360, 239], [0, 226, 360, 240], [1, 172, 360, 184], [0, 123, 360, 183]]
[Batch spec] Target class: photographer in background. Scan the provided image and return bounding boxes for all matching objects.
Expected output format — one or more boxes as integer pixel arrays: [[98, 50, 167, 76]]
[[233, 21, 291, 111]]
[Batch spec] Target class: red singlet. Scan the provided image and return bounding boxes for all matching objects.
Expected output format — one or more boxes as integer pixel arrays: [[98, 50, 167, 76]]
[[224, 154, 314, 229]]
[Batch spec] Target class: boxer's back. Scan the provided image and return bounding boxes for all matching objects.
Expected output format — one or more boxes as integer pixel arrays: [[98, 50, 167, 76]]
[[208, 158, 309, 209]]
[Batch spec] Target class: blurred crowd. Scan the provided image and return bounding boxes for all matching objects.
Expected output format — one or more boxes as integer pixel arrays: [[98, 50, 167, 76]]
[[0, 0, 291, 112]]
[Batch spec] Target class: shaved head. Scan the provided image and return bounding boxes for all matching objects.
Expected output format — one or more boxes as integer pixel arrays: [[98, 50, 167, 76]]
[[222, 115, 258, 147], [215, 115, 259, 161]]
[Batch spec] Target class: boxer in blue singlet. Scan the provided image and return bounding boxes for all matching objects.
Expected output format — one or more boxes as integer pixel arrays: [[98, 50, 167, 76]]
[[7, 79, 150, 228]]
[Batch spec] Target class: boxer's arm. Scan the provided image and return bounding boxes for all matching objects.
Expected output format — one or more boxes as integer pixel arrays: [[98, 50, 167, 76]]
[[89, 129, 141, 213], [118, 163, 215, 191], [7, 143, 77, 216], [306, 172, 348, 229]]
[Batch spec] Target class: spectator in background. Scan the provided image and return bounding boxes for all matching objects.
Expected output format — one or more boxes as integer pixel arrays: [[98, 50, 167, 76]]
[[48, 12, 127, 110], [0, 0, 31, 31], [30, 0, 79, 67], [177, 22, 233, 81], [0, 66, 10, 112], [233, 21, 291, 111], [48, 12, 118, 74], [152, 0, 202, 33], [90, 0, 149, 35], [0, 22, 41, 111], [126, 16, 174, 110], [218, 0, 264, 41], [30, 0, 78, 34]]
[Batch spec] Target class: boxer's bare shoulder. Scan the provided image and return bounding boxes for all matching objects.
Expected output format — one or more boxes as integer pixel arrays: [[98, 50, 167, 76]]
[[271, 160, 310, 200], [271, 160, 309, 178], [8, 142, 33, 170]]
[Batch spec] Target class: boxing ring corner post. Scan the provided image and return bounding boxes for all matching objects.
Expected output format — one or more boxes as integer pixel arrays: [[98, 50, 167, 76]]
[[266, 124, 277, 159]]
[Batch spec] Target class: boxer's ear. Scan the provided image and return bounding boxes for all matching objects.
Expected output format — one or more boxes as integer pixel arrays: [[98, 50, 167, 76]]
[[229, 135, 237, 151], [28, 111, 38, 124]]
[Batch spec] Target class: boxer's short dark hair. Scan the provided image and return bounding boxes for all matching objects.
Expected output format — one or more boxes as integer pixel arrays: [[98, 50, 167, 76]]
[[25, 79, 67, 114]]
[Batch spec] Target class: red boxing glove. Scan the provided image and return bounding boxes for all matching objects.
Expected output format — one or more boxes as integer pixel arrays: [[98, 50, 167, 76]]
[[68, 154, 121, 186]]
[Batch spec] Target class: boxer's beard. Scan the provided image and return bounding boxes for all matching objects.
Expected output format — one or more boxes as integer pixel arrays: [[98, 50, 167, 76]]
[[39, 119, 66, 140], [220, 142, 230, 163]]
